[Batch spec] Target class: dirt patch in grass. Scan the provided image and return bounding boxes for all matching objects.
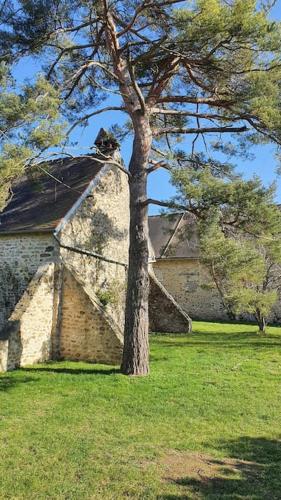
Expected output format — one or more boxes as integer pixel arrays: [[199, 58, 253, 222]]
[[161, 450, 260, 484]]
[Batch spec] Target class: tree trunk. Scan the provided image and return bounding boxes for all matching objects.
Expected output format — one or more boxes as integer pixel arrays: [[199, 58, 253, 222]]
[[210, 264, 236, 321], [255, 309, 266, 334], [121, 116, 152, 376]]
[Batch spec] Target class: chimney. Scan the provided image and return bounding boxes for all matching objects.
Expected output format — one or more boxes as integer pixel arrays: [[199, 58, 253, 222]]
[[94, 128, 120, 155]]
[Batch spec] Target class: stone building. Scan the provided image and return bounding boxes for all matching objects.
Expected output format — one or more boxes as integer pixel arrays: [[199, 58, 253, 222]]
[[2, 130, 279, 372], [149, 212, 227, 322], [149, 212, 281, 324], [0, 131, 190, 372]]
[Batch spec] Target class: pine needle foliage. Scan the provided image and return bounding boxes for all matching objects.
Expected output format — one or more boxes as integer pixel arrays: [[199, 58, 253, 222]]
[[170, 159, 281, 332], [0, 64, 65, 209]]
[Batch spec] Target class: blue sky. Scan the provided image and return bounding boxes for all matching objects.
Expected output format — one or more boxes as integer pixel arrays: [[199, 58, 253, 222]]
[[13, 1, 281, 214]]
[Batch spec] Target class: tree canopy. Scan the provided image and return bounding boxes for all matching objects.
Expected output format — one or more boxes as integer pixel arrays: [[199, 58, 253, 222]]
[[200, 218, 281, 332], [1, 1, 281, 154], [0, 63, 64, 209], [170, 159, 281, 332]]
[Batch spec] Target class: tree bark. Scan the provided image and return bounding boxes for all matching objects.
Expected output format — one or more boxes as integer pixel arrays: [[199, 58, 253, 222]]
[[210, 264, 236, 321], [121, 114, 152, 375], [103, 10, 153, 375], [255, 309, 266, 334]]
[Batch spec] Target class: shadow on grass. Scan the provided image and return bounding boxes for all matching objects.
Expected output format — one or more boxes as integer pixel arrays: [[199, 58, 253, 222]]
[[0, 365, 119, 391], [22, 366, 120, 376], [159, 436, 281, 499], [153, 331, 281, 350], [0, 376, 36, 392]]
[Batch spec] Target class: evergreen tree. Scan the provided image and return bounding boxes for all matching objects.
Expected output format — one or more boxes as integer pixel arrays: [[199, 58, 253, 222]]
[[0, 63, 65, 209], [1, 1, 281, 373], [200, 220, 281, 333], [170, 156, 280, 236], [170, 161, 281, 332]]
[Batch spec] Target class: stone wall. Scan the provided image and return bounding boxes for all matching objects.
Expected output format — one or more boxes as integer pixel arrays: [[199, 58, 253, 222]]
[[0, 163, 129, 371], [149, 270, 192, 333], [152, 258, 229, 321], [59, 269, 123, 364], [58, 163, 130, 329], [0, 234, 58, 331], [153, 258, 281, 323], [0, 263, 56, 370]]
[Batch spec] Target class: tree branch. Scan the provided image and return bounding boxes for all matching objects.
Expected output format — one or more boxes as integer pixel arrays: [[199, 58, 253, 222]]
[[35, 149, 131, 178], [153, 125, 248, 136], [147, 56, 180, 104], [127, 48, 146, 114], [64, 26, 106, 99], [244, 117, 281, 145], [143, 198, 187, 210], [184, 62, 216, 95], [146, 159, 171, 174], [117, 1, 153, 38], [151, 107, 244, 122], [66, 60, 122, 86], [157, 96, 235, 107], [67, 106, 126, 136]]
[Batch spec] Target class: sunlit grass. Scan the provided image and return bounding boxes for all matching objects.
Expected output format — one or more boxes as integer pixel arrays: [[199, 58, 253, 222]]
[[0, 321, 280, 499]]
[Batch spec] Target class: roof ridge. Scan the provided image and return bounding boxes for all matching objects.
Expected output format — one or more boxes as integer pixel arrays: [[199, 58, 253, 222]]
[[148, 211, 185, 218]]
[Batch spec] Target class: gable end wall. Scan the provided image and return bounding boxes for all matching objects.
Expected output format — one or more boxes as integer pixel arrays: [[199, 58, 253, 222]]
[[57, 163, 130, 331]]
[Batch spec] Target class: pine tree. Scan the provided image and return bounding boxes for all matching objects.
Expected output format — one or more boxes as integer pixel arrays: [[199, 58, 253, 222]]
[[0, 63, 65, 209], [1, 1, 281, 373], [200, 222, 281, 333], [170, 161, 281, 332]]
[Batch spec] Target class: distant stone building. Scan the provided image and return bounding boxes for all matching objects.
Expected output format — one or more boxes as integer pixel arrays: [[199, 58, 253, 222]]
[[0, 131, 190, 372], [149, 212, 281, 324], [148, 212, 227, 322]]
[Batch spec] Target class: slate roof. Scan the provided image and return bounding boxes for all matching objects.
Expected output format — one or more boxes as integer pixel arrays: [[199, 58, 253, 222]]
[[148, 213, 200, 260], [0, 155, 104, 234]]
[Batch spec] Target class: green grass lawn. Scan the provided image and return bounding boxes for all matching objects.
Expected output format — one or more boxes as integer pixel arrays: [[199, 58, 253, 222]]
[[1, 322, 281, 499]]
